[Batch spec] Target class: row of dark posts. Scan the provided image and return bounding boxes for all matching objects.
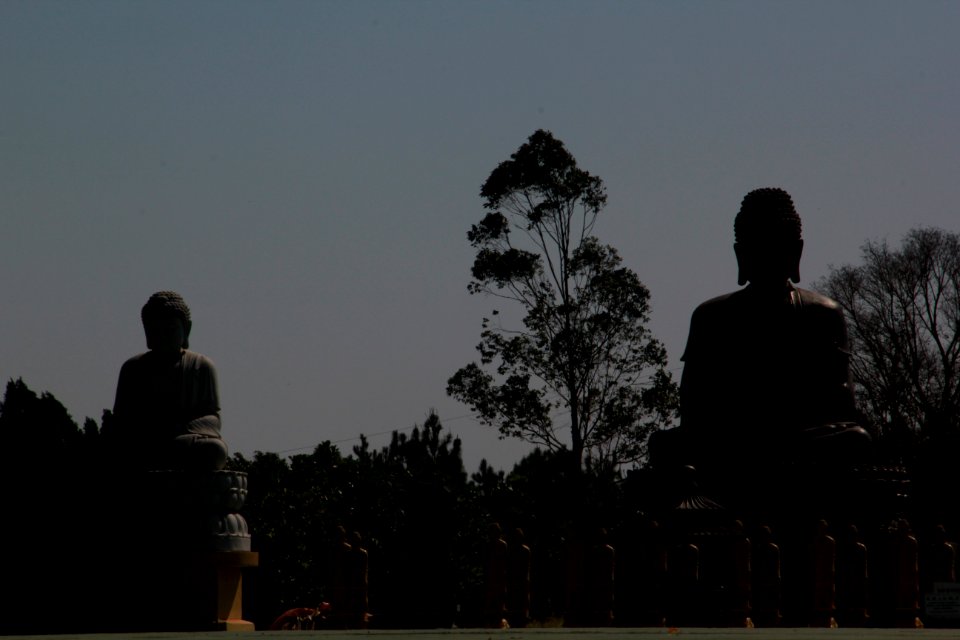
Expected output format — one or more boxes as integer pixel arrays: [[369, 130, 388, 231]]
[[477, 518, 955, 628], [317, 517, 957, 628]]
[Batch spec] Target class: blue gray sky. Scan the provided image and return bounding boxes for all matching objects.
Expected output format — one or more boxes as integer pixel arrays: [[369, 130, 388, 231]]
[[2, 1, 958, 472]]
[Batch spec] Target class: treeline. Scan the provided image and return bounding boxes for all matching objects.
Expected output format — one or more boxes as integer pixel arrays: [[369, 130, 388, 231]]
[[230, 415, 641, 629], [0, 378, 642, 632], [0, 379, 124, 634]]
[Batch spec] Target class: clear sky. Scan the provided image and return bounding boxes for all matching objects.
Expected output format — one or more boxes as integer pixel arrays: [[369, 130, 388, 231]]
[[2, 1, 958, 472]]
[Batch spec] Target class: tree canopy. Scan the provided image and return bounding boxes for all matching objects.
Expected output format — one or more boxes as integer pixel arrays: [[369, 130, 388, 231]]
[[447, 130, 678, 470], [818, 227, 960, 452]]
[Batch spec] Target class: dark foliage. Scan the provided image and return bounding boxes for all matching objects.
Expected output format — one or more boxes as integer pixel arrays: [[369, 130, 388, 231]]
[[818, 227, 960, 459], [448, 130, 678, 470], [0, 379, 106, 634], [233, 414, 490, 629]]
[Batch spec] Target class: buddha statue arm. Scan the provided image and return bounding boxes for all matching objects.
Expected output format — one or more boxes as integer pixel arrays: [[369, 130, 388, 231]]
[[113, 355, 149, 424], [176, 351, 228, 470], [112, 360, 134, 424], [184, 414, 221, 437], [678, 359, 706, 431], [677, 302, 718, 435], [180, 351, 222, 438], [800, 292, 859, 425]]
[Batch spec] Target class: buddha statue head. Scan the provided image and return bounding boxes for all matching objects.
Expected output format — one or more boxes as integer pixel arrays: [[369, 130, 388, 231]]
[[734, 188, 803, 287], [141, 291, 192, 353]]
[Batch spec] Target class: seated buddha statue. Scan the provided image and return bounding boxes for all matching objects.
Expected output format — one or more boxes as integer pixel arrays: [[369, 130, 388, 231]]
[[113, 291, 229, 471], [650, 188, 871, 488]]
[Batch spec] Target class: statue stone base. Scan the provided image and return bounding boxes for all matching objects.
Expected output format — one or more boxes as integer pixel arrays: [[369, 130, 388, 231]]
[[205, 551, 260, 630], [144, 469, 252, 552], [129, 469, 256, 630]]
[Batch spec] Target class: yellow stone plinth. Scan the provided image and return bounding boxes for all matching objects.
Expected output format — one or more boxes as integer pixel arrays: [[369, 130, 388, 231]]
[[202, 550, 259, 631]]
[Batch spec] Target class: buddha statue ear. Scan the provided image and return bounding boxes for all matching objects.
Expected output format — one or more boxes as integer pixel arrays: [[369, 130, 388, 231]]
[[734, 243, 749, 286], [182, 320, 192, 350], [789, 239, 804, 284]]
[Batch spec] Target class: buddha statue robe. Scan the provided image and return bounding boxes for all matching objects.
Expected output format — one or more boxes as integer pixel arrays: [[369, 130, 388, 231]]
[[113, 348, 225, 470]]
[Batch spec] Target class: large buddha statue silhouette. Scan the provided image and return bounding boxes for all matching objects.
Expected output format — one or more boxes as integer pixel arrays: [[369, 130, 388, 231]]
[[651, 189, 870, 489], [113, 291, 228, 471]]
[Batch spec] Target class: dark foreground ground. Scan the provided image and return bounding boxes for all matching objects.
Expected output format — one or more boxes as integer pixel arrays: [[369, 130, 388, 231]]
[[3, 628, 959, 640]]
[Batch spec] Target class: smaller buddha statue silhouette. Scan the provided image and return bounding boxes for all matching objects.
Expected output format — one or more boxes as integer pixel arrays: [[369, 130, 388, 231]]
[[752, 525, 782, 627], [347, 530, 370, 628], [326, 525, 355, 627], [483, 522, 508, 628], [836, 524, 868, 626], [587, 527, 616, 626], [894, 519, 921, 627], [113, 291, 228, 471], [812, 520, 837, 628], [507, 527, 532, 628]]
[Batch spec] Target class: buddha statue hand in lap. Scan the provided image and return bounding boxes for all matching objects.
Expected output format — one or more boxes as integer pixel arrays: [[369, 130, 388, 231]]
[[113, 291, 229, 471], [649, 188, 871, 478]]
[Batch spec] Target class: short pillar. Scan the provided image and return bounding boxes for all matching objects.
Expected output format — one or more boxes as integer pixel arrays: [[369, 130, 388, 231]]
[[205, 551, 259, 630], [811, 520, 837, 628]]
